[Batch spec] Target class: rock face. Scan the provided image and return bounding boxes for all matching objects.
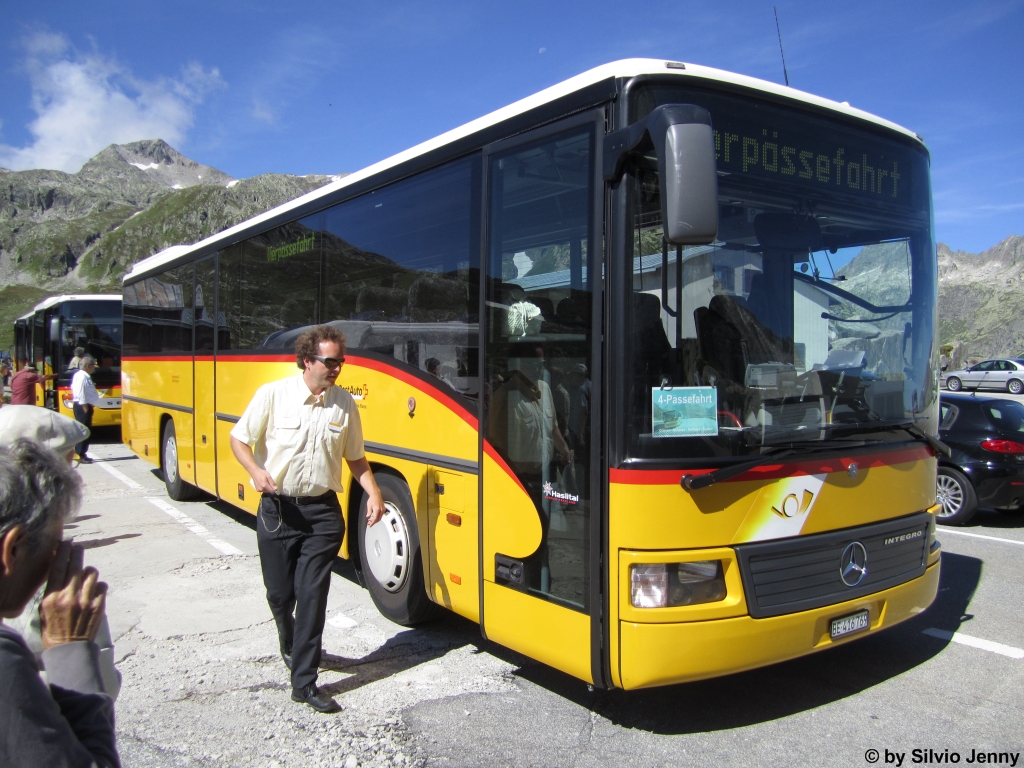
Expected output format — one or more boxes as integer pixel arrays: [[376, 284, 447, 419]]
[[0, 139, 336, 301], [0, 140, 339, 349], [826, 236, 1024, 367], [78, 139, 237, 192], [937, 236, 1024, 360]]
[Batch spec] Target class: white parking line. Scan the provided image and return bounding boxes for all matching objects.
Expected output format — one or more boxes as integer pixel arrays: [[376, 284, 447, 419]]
[[93, 456, 243, 556], [146, 498, 243, 556], [94, 460, 145, 490], [939, 529, 1024, 547], [922, 628, 1024, 659]]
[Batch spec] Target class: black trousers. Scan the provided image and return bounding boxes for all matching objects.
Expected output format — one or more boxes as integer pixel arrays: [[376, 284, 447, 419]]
[[72, 403, 92, 457], [257, 492, 344, 691]]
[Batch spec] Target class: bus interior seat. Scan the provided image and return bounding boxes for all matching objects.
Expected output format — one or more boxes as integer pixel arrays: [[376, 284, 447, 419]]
[[633, 292, 672, 379], [408, 277, 466, 323], [355, 286, 407, 321], [532, 296, 555, 323], [554, 291, 588, 327], [694, 303, 746, 384], [743, 272, 783, 337], [706, 294, 793, 367]]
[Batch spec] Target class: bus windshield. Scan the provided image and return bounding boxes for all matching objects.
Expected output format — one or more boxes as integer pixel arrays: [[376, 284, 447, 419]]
[[59, 301, 122, 376], [625, 84, 937, 461]]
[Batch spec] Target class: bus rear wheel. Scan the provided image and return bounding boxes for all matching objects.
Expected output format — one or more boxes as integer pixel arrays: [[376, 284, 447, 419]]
[[162, 421, 202, 501], [358, 473, 439, 626]]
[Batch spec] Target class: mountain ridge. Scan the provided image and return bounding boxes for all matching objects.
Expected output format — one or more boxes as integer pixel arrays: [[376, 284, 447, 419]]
[[1, 140, 340, 348]]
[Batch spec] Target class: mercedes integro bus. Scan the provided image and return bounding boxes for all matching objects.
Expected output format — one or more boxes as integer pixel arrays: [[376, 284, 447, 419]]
[[15, 295, 122, 427], [122, 60, 941, 690]]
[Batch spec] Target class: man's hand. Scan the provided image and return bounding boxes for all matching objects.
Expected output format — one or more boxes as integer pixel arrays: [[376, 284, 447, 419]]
[[365, 492, 386, 527], [347, 457, 386, 527], [250, 467, 278, 494], [230, 435, 277, 494], [40, 541, 107, 648]]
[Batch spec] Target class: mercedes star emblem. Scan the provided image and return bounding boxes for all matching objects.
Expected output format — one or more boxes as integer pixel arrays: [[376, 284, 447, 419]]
[[840, 541, 868, 587]]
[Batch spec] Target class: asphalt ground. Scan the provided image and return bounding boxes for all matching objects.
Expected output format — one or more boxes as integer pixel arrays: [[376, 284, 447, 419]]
[[58, 428, 1023, 767]]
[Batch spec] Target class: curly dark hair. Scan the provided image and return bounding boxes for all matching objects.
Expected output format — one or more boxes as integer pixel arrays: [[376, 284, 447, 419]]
[[294, 325, 347, 369]]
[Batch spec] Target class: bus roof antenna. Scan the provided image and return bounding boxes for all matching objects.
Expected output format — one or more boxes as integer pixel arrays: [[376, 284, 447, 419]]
[[774, 6, 790, 87]]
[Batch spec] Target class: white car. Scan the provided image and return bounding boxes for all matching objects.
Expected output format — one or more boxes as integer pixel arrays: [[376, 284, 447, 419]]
[[942, 358, 1024, 394]]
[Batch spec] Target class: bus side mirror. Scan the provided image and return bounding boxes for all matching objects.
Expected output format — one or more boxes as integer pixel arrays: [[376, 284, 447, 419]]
[[603, 104, 719, 245], [49, 316, 61, 339]]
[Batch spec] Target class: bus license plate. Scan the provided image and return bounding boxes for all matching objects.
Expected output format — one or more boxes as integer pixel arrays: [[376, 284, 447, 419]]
[[830, 610, 869, 639]]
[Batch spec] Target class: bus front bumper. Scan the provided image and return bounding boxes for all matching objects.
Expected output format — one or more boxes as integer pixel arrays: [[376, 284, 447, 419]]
[[617, 559, 939, 690]]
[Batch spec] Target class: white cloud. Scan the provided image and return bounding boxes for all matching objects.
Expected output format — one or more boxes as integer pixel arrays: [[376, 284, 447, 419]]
[[0, 32, 224, 173]]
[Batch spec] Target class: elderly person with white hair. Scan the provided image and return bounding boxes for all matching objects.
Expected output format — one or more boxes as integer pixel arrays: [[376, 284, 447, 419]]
[[0, 424, 120, 765], [71, 355, 103, 463]]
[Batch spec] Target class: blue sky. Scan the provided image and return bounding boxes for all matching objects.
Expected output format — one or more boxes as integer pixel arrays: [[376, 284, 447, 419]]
[[1, 0, 1021, 253]]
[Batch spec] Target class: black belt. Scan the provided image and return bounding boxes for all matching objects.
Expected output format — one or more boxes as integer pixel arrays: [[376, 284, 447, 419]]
[[268, 490, 336, 506]]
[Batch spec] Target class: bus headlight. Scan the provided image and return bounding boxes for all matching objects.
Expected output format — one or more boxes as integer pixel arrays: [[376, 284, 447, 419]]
[[630, 560, 727, 608]]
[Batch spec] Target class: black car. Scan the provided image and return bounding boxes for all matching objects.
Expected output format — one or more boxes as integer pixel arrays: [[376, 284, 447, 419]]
[[937, 392, 1024, 524]]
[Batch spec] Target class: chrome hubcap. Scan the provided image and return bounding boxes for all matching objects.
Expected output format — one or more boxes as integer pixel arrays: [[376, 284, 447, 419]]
[[164, 434, 178, 484], [363, 502, 410, 592], [936, 475, 963, 517]]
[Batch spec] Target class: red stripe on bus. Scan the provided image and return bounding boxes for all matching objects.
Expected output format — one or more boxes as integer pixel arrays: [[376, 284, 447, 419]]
[[348, 356, 479, 429], [609, 445, 933, 485], [121, 356, 195, 363], [122, 354, 294, 363], [212, 354, 294, 363], [483, 440, 528, 496], [55, 386, 120, 392]]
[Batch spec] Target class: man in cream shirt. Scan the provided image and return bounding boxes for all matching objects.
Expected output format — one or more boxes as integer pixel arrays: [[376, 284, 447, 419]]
[[230, 325, 384, 713]]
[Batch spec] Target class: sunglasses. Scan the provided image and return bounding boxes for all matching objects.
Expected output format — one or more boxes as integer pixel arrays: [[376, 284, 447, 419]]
[[311, 355, 345, 369]]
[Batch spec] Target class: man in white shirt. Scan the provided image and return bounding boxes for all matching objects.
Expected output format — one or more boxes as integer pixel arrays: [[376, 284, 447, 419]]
[[70, 356, 103, 463], [230, 325, 384, 714]]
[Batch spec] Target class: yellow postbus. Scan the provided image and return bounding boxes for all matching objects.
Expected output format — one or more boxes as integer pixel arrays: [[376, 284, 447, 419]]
[[14, 295, 122, 427], [122, 59, 941, 689]]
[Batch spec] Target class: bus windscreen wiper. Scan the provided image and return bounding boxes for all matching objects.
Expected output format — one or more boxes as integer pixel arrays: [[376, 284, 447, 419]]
[[681, 448, 795, 490], [680, 439, 871, 491], [819, 419, 951, 457], [681, 434, 904, 491]]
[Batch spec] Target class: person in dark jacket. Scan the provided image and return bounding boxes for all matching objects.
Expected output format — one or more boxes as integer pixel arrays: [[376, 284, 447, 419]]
[[0, 438, 119, 767]]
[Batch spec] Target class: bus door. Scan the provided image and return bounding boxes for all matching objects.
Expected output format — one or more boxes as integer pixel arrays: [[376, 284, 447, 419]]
[[193, 254, 218, 494], [481, 113, 602, 684]]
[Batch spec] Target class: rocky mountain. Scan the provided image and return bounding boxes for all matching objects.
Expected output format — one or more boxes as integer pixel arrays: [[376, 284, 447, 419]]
[[937, 236, 1024, 361], [1, 140, 339, 348], [826, 235, 1024, 372]]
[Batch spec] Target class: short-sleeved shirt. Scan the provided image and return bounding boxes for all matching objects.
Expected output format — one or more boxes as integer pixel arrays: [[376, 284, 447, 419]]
[[10, 371, 42, 405], [230, 373, 365, 497], [71, 370, 103, 406]]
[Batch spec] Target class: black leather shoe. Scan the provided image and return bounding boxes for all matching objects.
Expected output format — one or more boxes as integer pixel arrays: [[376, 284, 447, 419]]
[[291, 683, 340, 713], [279, 641, 292, 670]]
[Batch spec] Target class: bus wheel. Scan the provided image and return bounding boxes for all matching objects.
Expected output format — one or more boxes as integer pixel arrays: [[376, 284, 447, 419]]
[[162, 421, 202, 502], [935, 467, 977, 526], [358, 473, 439, 626]]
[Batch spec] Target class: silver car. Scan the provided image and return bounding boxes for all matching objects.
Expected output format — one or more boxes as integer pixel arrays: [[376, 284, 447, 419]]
[[942, 358, 1024, 394]]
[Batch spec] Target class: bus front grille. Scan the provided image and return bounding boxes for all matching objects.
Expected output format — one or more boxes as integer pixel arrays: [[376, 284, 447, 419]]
[[734, 512, 932, 619]]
